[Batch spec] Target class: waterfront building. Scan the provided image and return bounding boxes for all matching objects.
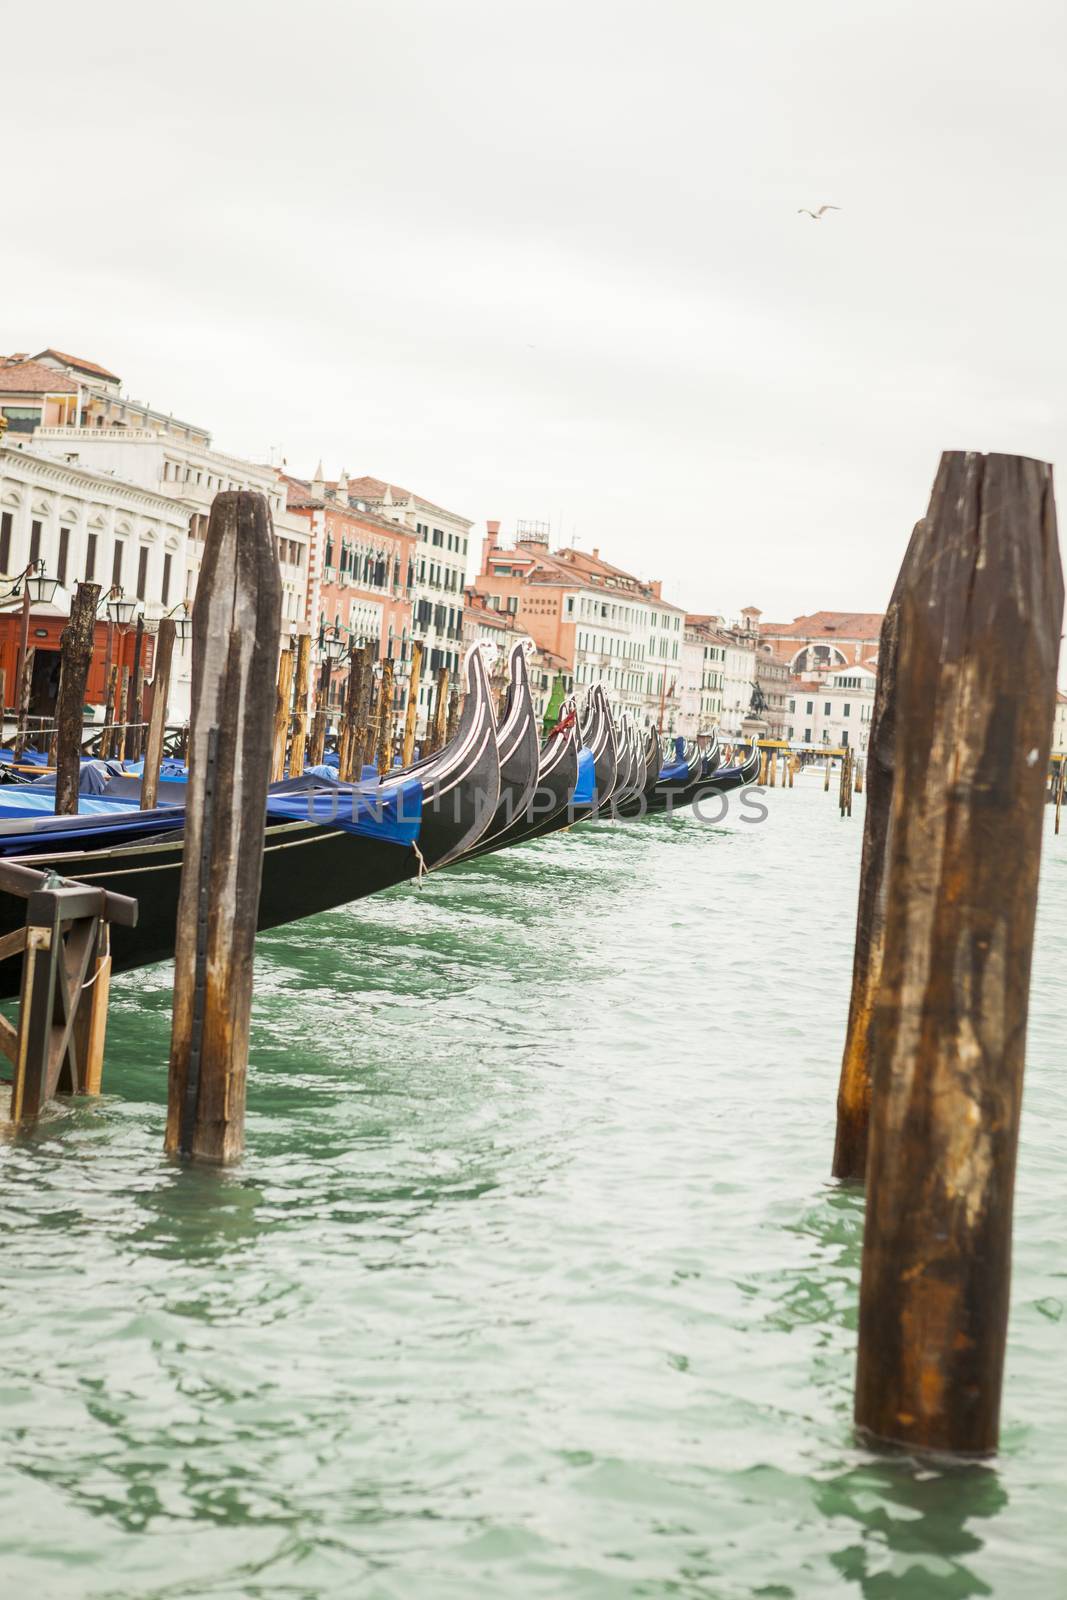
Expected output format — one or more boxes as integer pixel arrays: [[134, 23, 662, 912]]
[[678, 618, 725, 742], [345, 476, 470, 725], [24, 356, 310, 718], [475, 523, 685, 729], [284, 470, 417, 719], [758, 610, 884, 674], [462, 588, 573, 728], [1054, 690, 1067, 756], [785, 663, 878, 751], [686, 613, 757, 738], [0, 437, 187, 720]]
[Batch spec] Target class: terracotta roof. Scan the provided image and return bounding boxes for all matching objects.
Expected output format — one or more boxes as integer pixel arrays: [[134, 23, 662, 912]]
[[760, 610, 884, 640], [0, 357, 79, 395], [348, 473, 470, 525], [32, 349, 120, 382], [283, 474, 416, 538]]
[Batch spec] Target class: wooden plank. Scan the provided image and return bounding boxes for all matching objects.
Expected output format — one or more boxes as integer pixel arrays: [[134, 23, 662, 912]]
[[164, 491, 282, 1165], [140, 620, 176, 810], [854, 451, 1063, 1456], [54, 581, 102, 816]]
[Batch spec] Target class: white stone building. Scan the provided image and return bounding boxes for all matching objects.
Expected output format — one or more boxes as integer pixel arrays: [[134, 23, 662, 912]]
[[678, 620, 725, 742], [1, 439, 187, 609], [786, 663, 878, 751], [32, 424, 310, 718]]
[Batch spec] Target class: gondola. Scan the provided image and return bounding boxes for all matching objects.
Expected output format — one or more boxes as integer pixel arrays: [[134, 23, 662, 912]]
[[0, 644, 502, 994]]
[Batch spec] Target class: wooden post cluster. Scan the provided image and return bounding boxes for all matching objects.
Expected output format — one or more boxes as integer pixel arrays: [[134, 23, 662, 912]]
[[850, 452, 1062, 1458], [54, 581, 101, 816], [425, 666, 449, 756], [165, 491, 282, 1165]]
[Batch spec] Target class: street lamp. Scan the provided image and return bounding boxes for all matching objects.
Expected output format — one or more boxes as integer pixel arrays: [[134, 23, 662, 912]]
[[323, 625, 347, 663], [144, 601, 192, 644], [107, 590, 138, 625]]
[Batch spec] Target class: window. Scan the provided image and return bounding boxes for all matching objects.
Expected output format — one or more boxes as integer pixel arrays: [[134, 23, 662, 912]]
[[842, 730, 850, 747], [806, 700, 813, 715], [29, 520, 42, 566], [112, 540, 125, 588], [843, 702, 851, 717], [824, 702, 831, 715], [162, 552, 172, 607], [136, 546, 149, 601], [85, 532, 97, 581], [804, 727, 812, 742], [0, 512, 11, 572], [57, 526, 70, 586], [788, 698, 795, 712]]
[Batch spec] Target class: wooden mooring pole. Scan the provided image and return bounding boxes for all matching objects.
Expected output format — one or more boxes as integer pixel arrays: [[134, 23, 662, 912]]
[[289, 633, 311, 779], [271, 644, 295, 782], [124, 616, 146, 760], [140, 620, 176, 810], [54, 581, 101, 815], [164, 491, 281, 1165], [831, 541, 913, 1182], [1056, 756, 1064, 836], [375, 657, 395, 773], [853, 452, 1062, 1457], [401, 640, 423, 767]]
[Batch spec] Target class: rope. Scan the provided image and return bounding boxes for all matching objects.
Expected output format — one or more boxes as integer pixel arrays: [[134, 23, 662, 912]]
[[411, 840, 428, 884], [81, 924, 111, 989]]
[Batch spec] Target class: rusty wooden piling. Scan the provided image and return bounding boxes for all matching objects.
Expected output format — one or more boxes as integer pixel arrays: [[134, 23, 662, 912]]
[[854, 452, 1063, 1457], [401, 641, 423, 766], [350, 643, 376, 775], [271, 645, 294, 782], [124, 616, 146, 760], [446, 684, 461, 743], [288, 633, 311, 778], [140, 620, 176, 810], [831, 547, 913, 1183], [164, 491, 282, 1165], [54, 581, 101, 816], [375, 658, 395, 773]]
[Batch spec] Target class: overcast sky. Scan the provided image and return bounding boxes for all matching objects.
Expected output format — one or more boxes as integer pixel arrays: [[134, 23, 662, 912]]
[[4, 0, 1065, 635]]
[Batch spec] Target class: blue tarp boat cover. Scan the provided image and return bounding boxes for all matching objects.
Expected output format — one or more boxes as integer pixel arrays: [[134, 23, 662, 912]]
[[658, 758, 690, 782], [570, 748, 596, 806], [263, 778, 423, 845]]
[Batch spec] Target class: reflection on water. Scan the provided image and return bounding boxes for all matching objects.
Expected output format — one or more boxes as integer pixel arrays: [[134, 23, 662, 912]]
[[0, 782, 1064, 1599], [820, 1460, 1007, 1600]]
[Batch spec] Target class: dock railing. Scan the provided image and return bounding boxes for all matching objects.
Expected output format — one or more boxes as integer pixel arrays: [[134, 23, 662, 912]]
[[0, 860, 138, 1126]]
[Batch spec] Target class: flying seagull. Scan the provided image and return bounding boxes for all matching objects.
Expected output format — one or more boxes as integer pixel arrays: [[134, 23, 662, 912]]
[[797, 205, 841, 220]]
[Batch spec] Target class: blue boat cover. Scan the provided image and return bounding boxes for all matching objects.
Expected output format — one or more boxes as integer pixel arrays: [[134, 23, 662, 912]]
[[570, 748, 595, 806], [264, 779, 423, 845], [658, 759, 690, 782]]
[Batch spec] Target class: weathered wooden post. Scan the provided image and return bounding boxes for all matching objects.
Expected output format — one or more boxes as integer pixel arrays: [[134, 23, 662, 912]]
[[336, 646, 361, 782], [768, 747, 777, 787], [124, 616, 146, 759], [12, 645, 35, 760], [308, 662, 328, 768], [401, 641, 423, 766], [424, 666, 449, 756], [140, 620, 175, 810], [446, 684, 461, 743], [854, 452, 1062, 1457], [288, 633, 311, 777], [164, 492, 281, 1165], [831, 545, 913, 1182], [824, 758, 831, 792], [99, 663, 118, 759], [54, 581, 101, 815], [271, 645, 294, 782], [115, 665, 130, 762], [351, 643, 376, 775], [375, 657, 395, 773]]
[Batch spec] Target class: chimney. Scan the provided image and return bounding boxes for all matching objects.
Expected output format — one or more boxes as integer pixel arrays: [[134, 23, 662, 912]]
[[481, 519, 500, 575], [311, 459, 325, 499], [591, 546, 600, 559], [649, 579, 662, 598]]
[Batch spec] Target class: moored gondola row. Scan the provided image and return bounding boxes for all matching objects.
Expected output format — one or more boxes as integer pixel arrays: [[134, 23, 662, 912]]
[[0, 639, 758, 995]]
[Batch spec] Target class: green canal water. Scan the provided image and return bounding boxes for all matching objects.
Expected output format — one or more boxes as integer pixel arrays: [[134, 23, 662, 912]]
[[2, 777, 1066, 1599]]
